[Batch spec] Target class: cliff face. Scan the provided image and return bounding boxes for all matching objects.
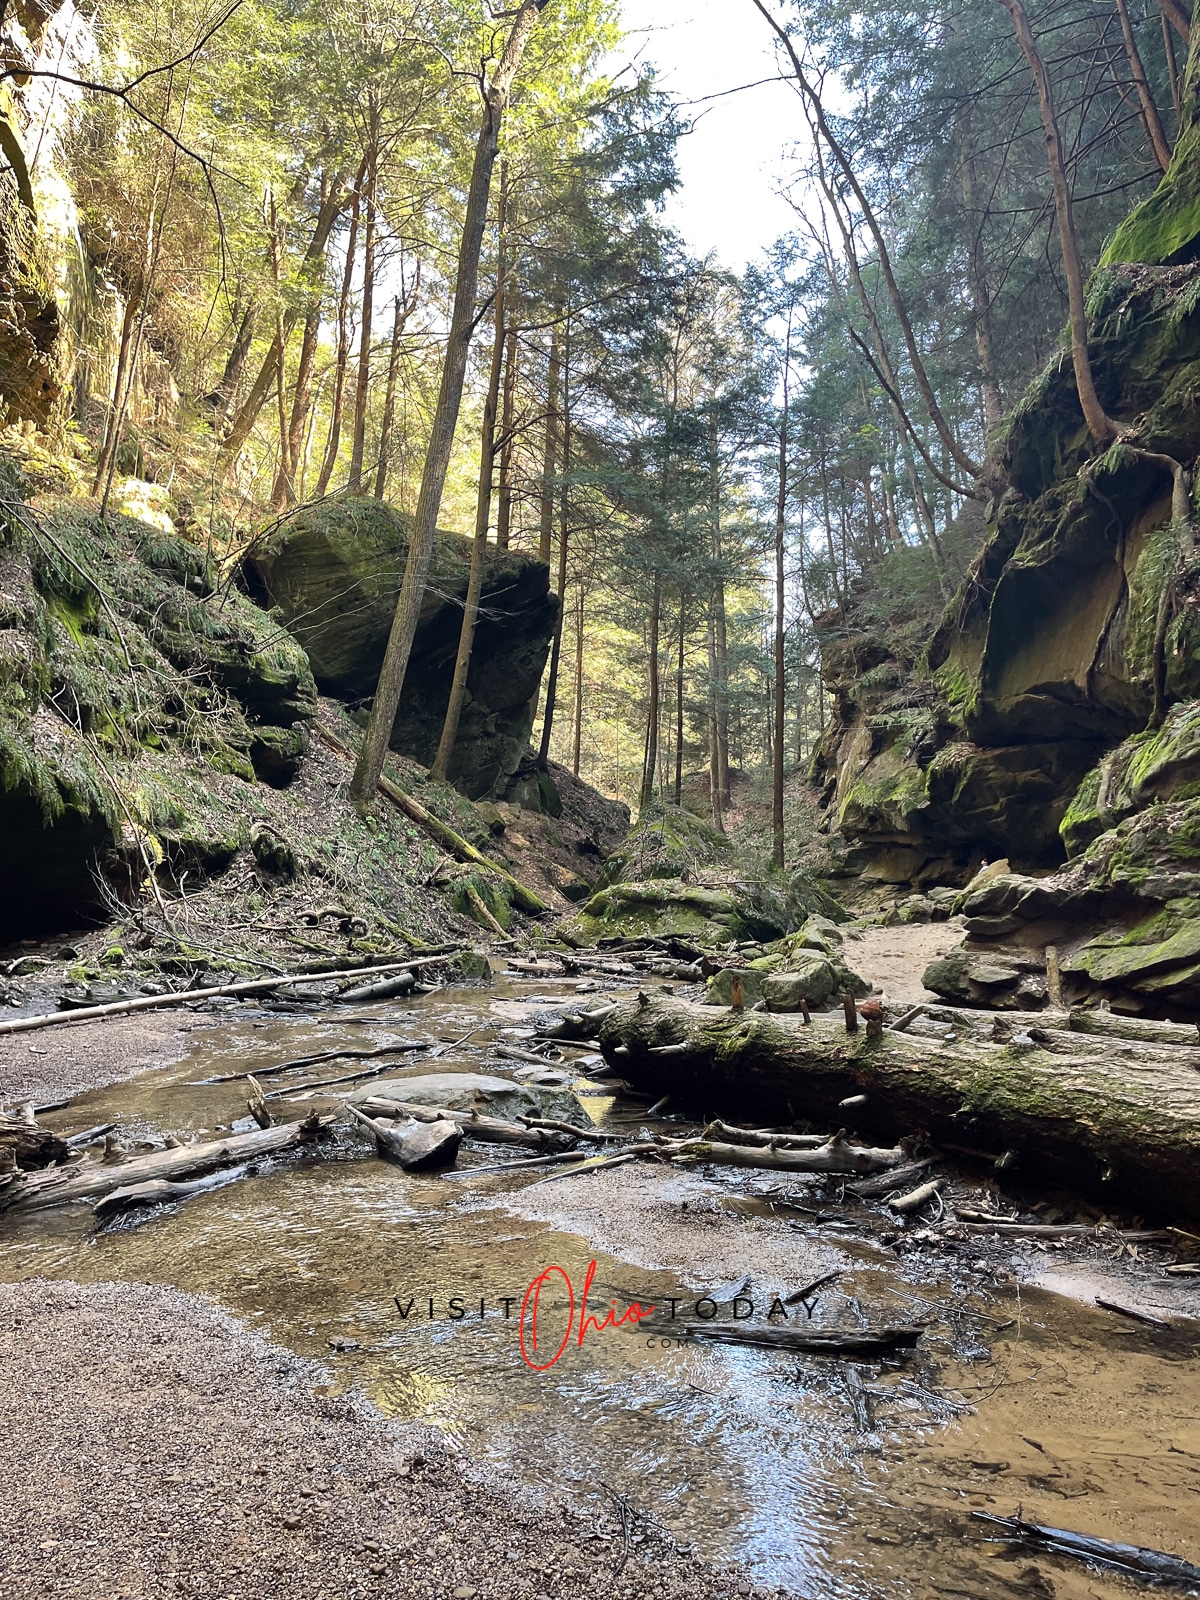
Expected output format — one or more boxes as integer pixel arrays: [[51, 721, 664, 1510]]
[[817, 262, 1200, 882], [820, 28, 1200, 1016]]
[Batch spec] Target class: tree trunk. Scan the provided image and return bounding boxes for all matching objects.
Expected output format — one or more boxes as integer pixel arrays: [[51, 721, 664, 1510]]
[[1155, 0, 1191, 47], [998, 0, 1119, 447], [1163, 5, 1183, 119], [220, 179, 350, 467], [707, 604, 724, 832], [496, 326, 519, 548], [374, 279, 414, 502], [206, 300, 257, 421], [640, 571, 662, 808], [1, 1116, 333, 1213], [773, 342, 790, 871], [1114, 0, 1172, 171], [755, 0, 981, 480], [537, 325, 570, 770], [350, 0, 550, 808], [959, 145, 1004, 431], [314, 190, 361, 499], [674, 598, 685, 805], [348, 113, 379, 494], [599, 993, 1200, 1220], [537, 330, 560, 562], [572, 583, 585, 776], [708, 414, 731, 809], [431, 178, 510, 783]]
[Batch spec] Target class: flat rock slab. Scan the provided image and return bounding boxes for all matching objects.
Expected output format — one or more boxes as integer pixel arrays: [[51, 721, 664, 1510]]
[[350, 1071, 582, 1123]]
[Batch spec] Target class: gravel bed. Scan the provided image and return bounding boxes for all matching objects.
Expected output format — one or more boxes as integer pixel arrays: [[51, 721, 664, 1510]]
[[0, 1279, 756, 1600]]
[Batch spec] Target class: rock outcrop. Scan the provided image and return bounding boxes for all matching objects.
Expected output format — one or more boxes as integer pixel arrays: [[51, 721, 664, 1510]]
[[0, 468, 315, 933], [816, 64, 1200, 891], [922, 708, 1200, 1017], [248, 496, 558, 800]]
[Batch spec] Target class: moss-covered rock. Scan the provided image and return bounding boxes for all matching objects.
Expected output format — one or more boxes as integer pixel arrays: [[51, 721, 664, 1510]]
[[248, 496, 557, 800], [0, 475, 317, 933], [597, 801, 731, 887], [566, 879, 751, 943]]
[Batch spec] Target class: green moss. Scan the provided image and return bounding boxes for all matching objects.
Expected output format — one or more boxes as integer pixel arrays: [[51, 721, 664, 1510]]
[[1102, 125, 1200, 266]]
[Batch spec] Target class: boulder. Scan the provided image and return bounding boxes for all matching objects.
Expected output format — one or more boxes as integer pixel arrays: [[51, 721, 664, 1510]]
[[565, 878, 787, 945], [922, 946, 1047, 1010], [247, 496, 557, 799], [351, 1070, 584, 1123], [761, 957, 839, 1011], [598, 802, 732, 886]]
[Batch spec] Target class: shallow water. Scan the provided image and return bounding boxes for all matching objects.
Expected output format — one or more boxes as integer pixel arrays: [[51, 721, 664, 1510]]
[[3, 982, 1199, 1599]]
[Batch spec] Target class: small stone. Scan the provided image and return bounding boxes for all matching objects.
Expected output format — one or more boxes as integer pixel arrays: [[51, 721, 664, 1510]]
[[453, 1588, 477, 1598], [281, 1513, 302, 1530]]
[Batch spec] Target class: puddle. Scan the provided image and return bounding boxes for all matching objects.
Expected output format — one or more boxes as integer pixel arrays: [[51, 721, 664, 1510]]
[[3, 983, 1199, 1598]]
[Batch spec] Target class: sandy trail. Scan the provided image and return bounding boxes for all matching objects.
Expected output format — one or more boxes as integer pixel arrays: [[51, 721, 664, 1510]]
[[843, 920, 964, 1006]]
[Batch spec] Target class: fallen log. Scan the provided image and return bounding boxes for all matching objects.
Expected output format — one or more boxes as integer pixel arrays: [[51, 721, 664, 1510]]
[[685, 1323, 924, 1356], [359, 1097, 572, 1150], [0, 1114, 333, 1212], [701, 1120, 830, 1150], [598, 993, 1200, 1218], [64, 1122, 116, 1149], [661, 1130, 906, 1175], [955, 1220, 1170, 1240], [517, 1115, 625, 1144], [314, 724, 549, 915], [339, 972, 416, 1002], [93, 1163, 255, 1221], [846, 1159, 934, 1199], [347, 1103, 461, 1171], [971, 1511, 1200, 1585], [0, 959, 433, 1038]]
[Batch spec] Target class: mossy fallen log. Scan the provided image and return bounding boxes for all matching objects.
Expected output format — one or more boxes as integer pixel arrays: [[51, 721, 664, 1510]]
[[597, 994, 1200, 1218]]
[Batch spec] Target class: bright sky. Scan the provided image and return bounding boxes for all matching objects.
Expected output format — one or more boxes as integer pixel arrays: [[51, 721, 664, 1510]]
[[615, 0, 806, 271]]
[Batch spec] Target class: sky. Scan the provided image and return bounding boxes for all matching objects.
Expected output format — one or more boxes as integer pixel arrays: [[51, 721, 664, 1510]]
[[614, 0, 807, 271]]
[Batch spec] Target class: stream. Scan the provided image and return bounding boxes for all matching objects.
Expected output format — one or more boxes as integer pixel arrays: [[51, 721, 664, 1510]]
[[3, 975, 1199, 1599]]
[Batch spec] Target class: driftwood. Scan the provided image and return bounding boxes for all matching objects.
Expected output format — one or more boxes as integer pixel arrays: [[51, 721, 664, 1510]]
[[702, 1120, 830, 1150], [315, 724, 549, 915], [599, 993, 1200, 1217], [0, 958, 437, 1038], [189, 1041, 429, 1085], [64, 1122, 116, 1149], [686, 1323, 924, 1356], [246, 1076, 273, 1129], [955, 1218, 1171, 1240], [517, 1114, 625, 1144], [0, 1114, 333, 1212], [661, 1130, 906, 1175], [888, 1178, 945, 1214], [93, 1163, 255, 1221], [0, 1110, 68, 1170], [446, 1150, 591, 1177], [359, 1097, 573, 1150], [846, 1159, 934, 1199], [535, 1006, 617, 1041], [972, 1512, 1200, 1584], [340, 972, 416, 1001], [347, 1103, 461, 1170]]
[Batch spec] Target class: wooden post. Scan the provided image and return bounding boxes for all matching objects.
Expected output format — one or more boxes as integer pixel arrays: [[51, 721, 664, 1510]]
[[842, 991, 858, 1032]]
